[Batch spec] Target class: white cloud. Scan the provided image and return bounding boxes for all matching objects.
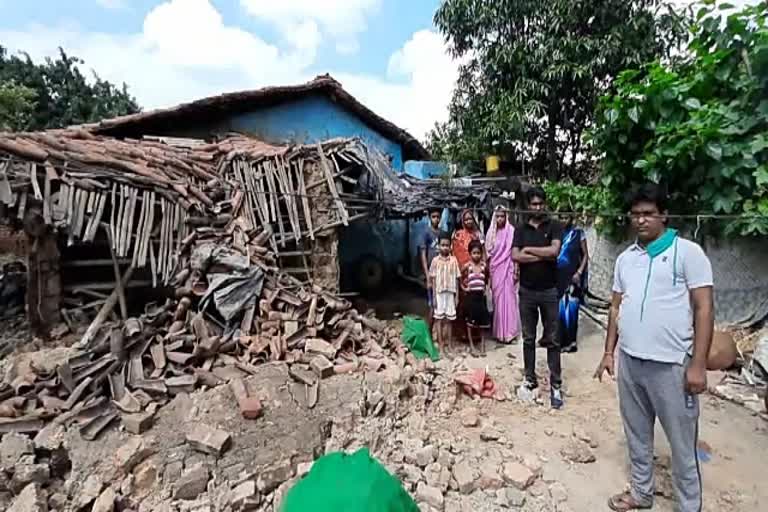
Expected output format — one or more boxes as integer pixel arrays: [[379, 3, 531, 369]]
[[0, 0, 456, 139], [240, 0, 380, 55]]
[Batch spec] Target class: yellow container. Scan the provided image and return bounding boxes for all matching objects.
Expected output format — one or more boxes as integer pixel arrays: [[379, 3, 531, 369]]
[[485, 155, 500, 173]]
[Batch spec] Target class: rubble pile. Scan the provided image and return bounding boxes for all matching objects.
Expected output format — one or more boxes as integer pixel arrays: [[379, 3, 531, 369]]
[[709, 327, 768, 418], [0, 129, 416, 440], [0, 225, 405, 439]]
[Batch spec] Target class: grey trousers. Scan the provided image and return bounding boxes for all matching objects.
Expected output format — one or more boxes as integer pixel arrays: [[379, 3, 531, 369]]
[[618, 350, 702, 512]]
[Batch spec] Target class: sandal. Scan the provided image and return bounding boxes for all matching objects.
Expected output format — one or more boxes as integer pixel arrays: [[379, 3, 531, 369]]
[[607, 492, 652, 511]]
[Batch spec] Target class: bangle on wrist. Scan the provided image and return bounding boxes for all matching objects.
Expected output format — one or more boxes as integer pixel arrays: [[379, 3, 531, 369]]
[[604, 352, 614, 357]]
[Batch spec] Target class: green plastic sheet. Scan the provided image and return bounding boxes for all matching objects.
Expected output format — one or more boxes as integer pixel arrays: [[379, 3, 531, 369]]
[[401, 315, 440, 361], [279, 448, 420, 512]]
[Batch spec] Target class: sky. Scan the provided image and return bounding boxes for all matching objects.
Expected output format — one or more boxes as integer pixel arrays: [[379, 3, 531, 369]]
[[0, 0, 457, 139], [0, 1, 761, 141]]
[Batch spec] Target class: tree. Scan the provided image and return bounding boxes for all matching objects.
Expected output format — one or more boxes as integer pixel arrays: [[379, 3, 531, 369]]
[[591, 0, 768, 236], [0, 81, 36, 131], [0, 46, 139, 131], [431, 0, 687, 179]]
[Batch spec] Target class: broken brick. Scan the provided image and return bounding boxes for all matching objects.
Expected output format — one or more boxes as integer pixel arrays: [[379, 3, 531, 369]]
[[230, 480, 259, 510], [186, 424, 231, 456], [256, 460, 295, 494], [173, 463, 209, 500], [113, 437, 154, 476], [333, 361, 359, 375], [305, 338, 336, 359], [237, 396, 263, 420], [121, 411, 155, 435], [230, 378, 263, 419], [310, 355, 334, 379]]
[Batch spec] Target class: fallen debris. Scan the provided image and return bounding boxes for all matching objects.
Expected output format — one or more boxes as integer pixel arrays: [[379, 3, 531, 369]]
[[560, 440, 597, 464], [174, 463, 210, 501], [459, 407, 480, 428], [186, 424, 232, 456]]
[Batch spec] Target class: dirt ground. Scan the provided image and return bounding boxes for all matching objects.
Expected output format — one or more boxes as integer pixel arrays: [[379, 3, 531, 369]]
[[435, 317, 768, 511], [2, 282, 767, 511]]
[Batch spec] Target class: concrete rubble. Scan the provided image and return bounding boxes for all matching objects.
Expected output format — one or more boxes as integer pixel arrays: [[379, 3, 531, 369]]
[[0, 323, 628, 512]]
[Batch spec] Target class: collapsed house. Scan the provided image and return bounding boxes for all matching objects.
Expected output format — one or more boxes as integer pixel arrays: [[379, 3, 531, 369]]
[[0, 126, 502, 438]]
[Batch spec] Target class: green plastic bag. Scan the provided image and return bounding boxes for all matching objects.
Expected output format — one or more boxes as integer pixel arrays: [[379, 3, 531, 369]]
[[279, 448, 420, 512], [401, 316, 439, 361]]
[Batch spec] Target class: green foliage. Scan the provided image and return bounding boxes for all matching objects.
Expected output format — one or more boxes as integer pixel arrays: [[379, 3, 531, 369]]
[[430, 0, 687, 179], [591, 1, 768, 236], [0, 81, 36, 131], [542, 180, 626, 236], [0, 46, 139, 131]]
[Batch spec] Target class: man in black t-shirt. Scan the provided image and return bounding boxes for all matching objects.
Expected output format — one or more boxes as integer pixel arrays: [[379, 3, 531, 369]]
[[512, 186, 564, 409]]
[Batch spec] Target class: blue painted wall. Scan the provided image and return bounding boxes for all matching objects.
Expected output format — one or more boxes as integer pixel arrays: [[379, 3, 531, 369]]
[[404, 161, 448, 179], [217, 94, 405, 171]]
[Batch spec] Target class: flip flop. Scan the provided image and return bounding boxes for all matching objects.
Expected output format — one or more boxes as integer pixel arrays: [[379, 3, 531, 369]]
[[607, 492, 652, 511]]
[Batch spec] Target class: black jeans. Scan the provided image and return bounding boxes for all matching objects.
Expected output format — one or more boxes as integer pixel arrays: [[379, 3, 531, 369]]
[[519, 286, 562, 389]]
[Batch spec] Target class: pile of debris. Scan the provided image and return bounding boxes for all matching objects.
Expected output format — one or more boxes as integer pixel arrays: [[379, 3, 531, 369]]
[[711, 327, 768, 417], [0, 224, 403, 438], [0, 129, 426, 440]]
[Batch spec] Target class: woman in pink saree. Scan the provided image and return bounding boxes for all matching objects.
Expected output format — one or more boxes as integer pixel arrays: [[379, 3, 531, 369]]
[[486, 206, 521, 343]]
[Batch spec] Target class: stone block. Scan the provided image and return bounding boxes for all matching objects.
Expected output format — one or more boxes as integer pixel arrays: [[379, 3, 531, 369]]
[[91, 487, 116, 512], [501, 462, 536, 491], [256, 460, 295, 494], [237, 396, 263, 420], [186, 425, 231, 456], [451, 461, 477, 495], [121, 411, 155, 435], [230, 480, 260, 510], [10, 464, 50, 493], [310, 355, 334, 379], [114, 437, 154, 476], [416, 482, 444, 510], [305, 338, 336, 359], [8, 483, 47, 512], [0, 433, 33, 470], [174, 463, 210, 501]]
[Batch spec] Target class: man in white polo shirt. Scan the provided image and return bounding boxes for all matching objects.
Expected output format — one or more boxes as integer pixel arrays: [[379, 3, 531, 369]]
[[595, 184, 714, 512]]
